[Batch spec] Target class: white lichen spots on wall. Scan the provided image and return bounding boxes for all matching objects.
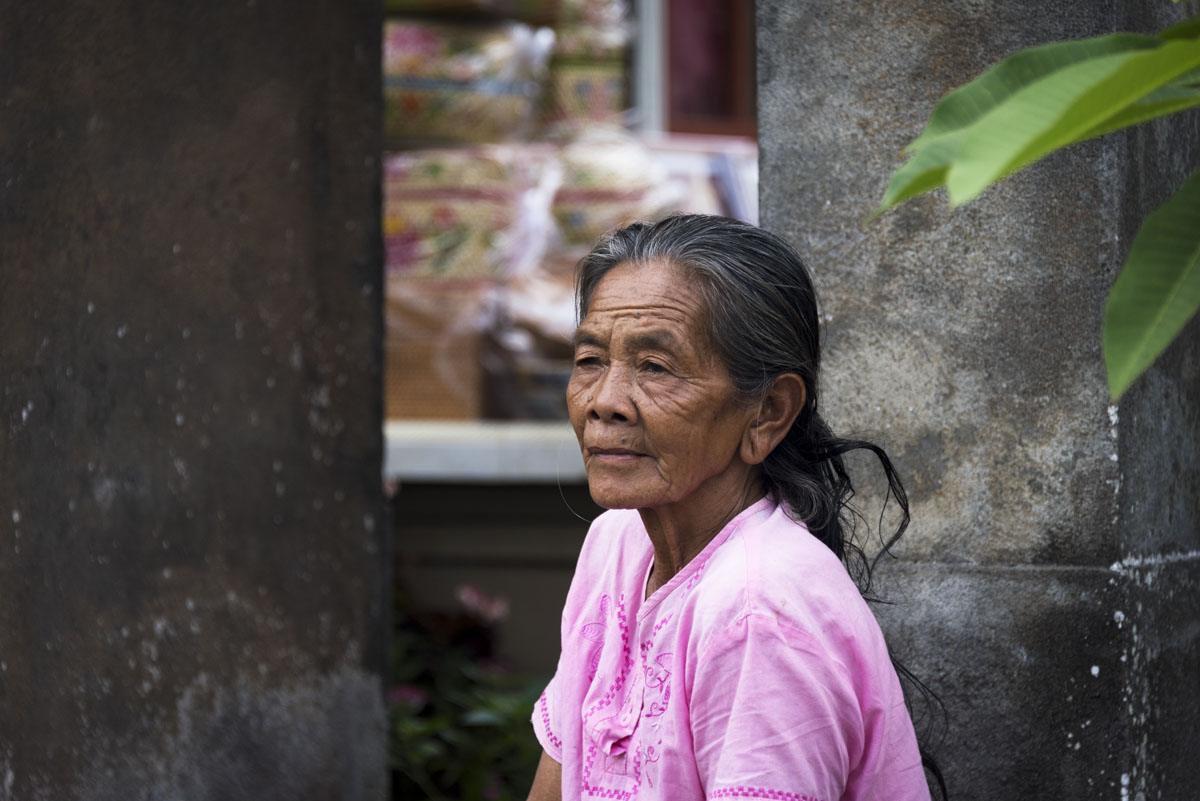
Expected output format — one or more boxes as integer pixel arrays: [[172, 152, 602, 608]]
[[172, 243, 182, 255], [1110, 550, 1200, 574], [86, 301, 95, 314], [181, 327, 191, 340], [93, 477, 117, 510], [10, 510, 19, 525], [275, 481, 286, 498], [19, 401, 32, 423], [1090, 665, 1100, 677], [116, 325, 128, 339], [289, 342, 303, 371], [175, 413, 185, 427], [1113, 610, 1125, 626]]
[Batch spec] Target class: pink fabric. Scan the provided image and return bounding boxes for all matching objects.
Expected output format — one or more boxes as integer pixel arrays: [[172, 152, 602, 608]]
[[532, 497, 931, 801]]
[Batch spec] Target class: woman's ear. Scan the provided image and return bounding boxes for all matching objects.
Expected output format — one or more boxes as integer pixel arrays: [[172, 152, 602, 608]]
[[740, 373, 807, 465]]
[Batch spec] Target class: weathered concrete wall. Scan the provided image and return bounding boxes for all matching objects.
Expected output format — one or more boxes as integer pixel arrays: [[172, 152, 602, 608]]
[[0, 2, 387, 799], [758, 2, 1199, 798]]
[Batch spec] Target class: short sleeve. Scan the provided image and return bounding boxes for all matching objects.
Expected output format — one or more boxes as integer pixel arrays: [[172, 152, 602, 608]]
[[690, 612, 864, 801], [531, 670, 564, 763]]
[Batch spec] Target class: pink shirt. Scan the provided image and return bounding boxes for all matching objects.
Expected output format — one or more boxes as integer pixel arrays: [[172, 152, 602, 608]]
[[532, 497, 931, 801]]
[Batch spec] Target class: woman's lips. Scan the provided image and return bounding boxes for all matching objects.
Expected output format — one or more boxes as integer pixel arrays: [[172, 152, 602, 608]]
[[587, 447, 648, 463]]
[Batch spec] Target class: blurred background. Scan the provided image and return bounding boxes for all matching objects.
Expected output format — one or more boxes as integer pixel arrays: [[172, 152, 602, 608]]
[[381, 1, 758, 797]]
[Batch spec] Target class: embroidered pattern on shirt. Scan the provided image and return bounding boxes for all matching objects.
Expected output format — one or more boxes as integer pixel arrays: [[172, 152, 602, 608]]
[[710, 787, 825, 801], [581, 594, 614, 683], [579, 552, 710, 799], [537, 691, 562, 754]]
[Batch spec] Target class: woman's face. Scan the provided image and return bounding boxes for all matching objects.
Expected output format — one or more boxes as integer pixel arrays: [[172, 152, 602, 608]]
[[567, 259, 756, 510]]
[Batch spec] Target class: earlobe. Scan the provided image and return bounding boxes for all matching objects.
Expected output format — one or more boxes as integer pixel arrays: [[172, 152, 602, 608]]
[[739, 374, 806, 465], [740, 417, 764, 465]]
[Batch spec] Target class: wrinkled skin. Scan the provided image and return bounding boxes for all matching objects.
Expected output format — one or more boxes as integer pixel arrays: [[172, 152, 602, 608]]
[[567, 259, 760, 517]]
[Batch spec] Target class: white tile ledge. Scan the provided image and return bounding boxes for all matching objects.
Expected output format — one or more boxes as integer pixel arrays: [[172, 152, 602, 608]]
[[384, 420, 586, 483]]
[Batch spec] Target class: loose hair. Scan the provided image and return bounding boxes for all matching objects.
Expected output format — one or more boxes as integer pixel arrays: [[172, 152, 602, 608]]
[[576, 214, 947, 798]]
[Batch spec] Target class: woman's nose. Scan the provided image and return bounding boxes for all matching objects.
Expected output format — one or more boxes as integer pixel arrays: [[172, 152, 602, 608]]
[[589, 364, 636, 423]]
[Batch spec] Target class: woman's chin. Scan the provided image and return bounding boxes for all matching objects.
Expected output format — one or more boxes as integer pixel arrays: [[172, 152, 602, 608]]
[[586, 479, 659, 511]]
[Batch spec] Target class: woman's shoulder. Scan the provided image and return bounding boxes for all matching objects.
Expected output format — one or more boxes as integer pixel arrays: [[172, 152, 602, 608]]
[[577, 507, 647, 564], [693, 502, 878, 651], [561, 508, 649, 608]]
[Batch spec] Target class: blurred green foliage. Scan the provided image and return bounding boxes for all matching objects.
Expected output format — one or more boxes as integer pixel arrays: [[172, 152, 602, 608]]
[[388, 591, 546, 801]]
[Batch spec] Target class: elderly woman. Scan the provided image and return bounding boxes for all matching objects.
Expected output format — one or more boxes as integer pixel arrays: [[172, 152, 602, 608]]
[[527, 215, 937, 801]]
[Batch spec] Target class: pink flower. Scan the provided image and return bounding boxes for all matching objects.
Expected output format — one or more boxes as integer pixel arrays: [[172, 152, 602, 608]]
[[386, 25, 442, 61], [386, 683, 428, 709]]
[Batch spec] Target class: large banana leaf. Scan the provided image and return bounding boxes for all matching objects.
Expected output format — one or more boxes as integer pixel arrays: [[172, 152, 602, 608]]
[[1103, 170, 1200, 399], [947, 38, 1200, 204], [880, 18, 1200, 214], [907, 33, 1160, 152], [1081, 80, 1200, 141]]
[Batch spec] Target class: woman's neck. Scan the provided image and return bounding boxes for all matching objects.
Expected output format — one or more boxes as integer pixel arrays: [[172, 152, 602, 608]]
[[638, 469, 764, 598]]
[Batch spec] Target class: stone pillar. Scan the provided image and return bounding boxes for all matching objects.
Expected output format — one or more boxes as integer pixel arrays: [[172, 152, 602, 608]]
[[758, 2, 1199, 799], [0, 1, 387, 798]]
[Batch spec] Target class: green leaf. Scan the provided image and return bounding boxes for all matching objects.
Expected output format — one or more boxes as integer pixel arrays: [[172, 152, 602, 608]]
[[907, 34, 1160, 152], [1161, 12, 1200, 41], [1080, 81, 1200, 141], [1104, 169, 1200, 399], [877, 137, 960, 211], [947, 39, 1200, 204]]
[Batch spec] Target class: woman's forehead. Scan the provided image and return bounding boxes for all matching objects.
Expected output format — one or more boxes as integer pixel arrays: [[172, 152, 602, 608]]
[[586, 260, 703, 315]]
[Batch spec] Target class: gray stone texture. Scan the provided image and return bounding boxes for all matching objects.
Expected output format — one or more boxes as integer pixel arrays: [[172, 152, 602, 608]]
[[0, 1, 387, 799], [758, 1, 1200, 799]]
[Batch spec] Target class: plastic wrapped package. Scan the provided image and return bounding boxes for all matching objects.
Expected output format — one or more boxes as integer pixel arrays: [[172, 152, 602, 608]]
[[551, 128, 685, 249], [642, 133, 759, 224], [385, 282, 492, 420], [384, 145, 560, 280], [384, 146, 561, 420], [542, 47, 626, 128], [483, 272, 577, 419], [541, 0, 629, 128], [384, 20, 555, 146], [385, 0, 560, 24], [558, 0, 627, 27]]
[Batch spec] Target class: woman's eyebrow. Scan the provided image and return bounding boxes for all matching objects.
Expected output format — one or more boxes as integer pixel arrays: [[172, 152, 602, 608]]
[[572, 328, 682, 353], [573, 330, 604, 349], [625, 329, 681, 353]]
